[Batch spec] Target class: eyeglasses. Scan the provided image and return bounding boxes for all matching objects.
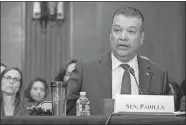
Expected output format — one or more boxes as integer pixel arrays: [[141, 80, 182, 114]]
[[3, 76, 21, 83]]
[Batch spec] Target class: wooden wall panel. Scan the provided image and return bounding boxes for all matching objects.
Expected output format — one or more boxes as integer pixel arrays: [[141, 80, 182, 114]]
[[24, 2, 70, 88], [1, 2, 25, 69]]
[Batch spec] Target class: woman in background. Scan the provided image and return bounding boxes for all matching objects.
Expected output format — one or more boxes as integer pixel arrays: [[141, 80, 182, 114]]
[[1, 63, 7, 73], [24, 78, 48, 107], [180, 80, 186, 111], [169, 81, 182, 111], [0, 67, 22, 116], [55, 59, 77, 116], [55, 59, 77, 82], [180, 80, 186, 96], [24, 77, 51, 115]]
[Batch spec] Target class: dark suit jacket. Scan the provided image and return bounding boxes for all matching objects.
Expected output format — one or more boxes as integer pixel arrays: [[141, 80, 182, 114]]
[[67, 52, 171, 115]]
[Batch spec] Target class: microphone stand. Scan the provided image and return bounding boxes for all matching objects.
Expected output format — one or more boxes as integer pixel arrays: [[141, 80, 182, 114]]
[[105, 112, 116, 125], [129, 67, 143, 95]]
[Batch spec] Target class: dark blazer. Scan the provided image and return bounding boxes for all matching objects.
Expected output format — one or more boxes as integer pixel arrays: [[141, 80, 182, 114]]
[[67, 52, 171, 115], [180, 80, 186, 111], [168, 81, 182, 111], [180, 80, 186, 96]]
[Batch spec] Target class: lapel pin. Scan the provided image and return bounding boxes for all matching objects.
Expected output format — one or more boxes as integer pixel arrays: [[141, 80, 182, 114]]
[[146, 72, 149, 75]]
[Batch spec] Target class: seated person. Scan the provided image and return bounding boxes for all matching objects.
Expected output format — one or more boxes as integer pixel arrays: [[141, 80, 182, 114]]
[[168, 81, 182, 111], [67, 7, 171, 115], [180, 80, 186, 96], [24, 78, 51, 115], [1, 63, 7, 73], [1, 67, 23, 116], [55, 59, 77, 82], [180, 80, 186, 112]]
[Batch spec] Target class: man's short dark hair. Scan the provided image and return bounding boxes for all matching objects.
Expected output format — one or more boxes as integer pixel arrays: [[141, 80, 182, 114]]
[[112, 7, 144, 32]]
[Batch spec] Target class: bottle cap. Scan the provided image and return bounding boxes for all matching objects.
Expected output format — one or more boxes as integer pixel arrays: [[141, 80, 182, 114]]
[[80, 92, 86, 96]]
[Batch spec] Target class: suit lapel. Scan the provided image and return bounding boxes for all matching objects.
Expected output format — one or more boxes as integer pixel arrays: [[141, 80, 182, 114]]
[[97, 52, 112, 98], [138, 55, 153, 95], [96, 53, 153, 97]]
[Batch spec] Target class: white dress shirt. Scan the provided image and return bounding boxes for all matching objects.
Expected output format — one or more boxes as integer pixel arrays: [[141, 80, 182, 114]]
[[111, 53, 139, 99]]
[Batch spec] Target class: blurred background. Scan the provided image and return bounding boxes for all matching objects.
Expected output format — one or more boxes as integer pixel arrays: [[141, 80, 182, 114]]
[[1, 2, 185, 88]]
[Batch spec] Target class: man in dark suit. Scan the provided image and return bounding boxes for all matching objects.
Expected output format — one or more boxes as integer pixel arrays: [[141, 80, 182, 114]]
[[67, 7, 171, 115]]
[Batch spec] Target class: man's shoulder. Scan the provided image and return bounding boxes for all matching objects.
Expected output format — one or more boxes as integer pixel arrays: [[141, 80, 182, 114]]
[[140, 56, 167, 72], [80, 52, 109, 64]]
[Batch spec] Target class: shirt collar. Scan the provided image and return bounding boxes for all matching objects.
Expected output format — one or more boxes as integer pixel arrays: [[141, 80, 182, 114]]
[[111, 52, 138, 72]]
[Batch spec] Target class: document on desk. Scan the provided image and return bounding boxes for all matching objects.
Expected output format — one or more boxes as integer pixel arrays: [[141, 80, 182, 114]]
[[114, 94, 175, 115]]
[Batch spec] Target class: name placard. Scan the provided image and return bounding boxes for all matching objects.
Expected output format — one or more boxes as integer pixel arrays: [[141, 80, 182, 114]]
[[114, 94, 174, 113]]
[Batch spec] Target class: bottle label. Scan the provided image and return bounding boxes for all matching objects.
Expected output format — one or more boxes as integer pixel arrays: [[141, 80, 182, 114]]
[[52, 92, 60, 104], [76, 96, 90, 116]]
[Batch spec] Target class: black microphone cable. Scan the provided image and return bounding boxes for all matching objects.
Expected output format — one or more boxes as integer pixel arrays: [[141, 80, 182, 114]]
[[105, 112, 128, 125], [128, 67, 143, 95], [105, 112, 117, 125]]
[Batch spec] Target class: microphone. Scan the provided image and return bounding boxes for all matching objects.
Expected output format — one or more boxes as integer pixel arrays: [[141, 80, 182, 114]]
[[128, 67, 143, 95]]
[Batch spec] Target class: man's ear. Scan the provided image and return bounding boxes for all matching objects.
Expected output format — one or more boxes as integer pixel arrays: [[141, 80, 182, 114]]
[[140, 31, 145, 44]]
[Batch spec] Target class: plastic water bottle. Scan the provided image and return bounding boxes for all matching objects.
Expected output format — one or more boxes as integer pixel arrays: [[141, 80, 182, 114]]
[[76, 92, 90, 116]]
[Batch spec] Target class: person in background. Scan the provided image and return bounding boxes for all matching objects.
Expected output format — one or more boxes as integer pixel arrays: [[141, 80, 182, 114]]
[[180, 80, 186, 112], [1, 63, 7, 73], [168, 81, 182, 111], [0, 67, 22, 116], [24, 78, 48, 105], [66, 7, 171, 115], [55, 59, 77, 82], [180, 80, 186, 96], [24, 77, 50, 115]]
